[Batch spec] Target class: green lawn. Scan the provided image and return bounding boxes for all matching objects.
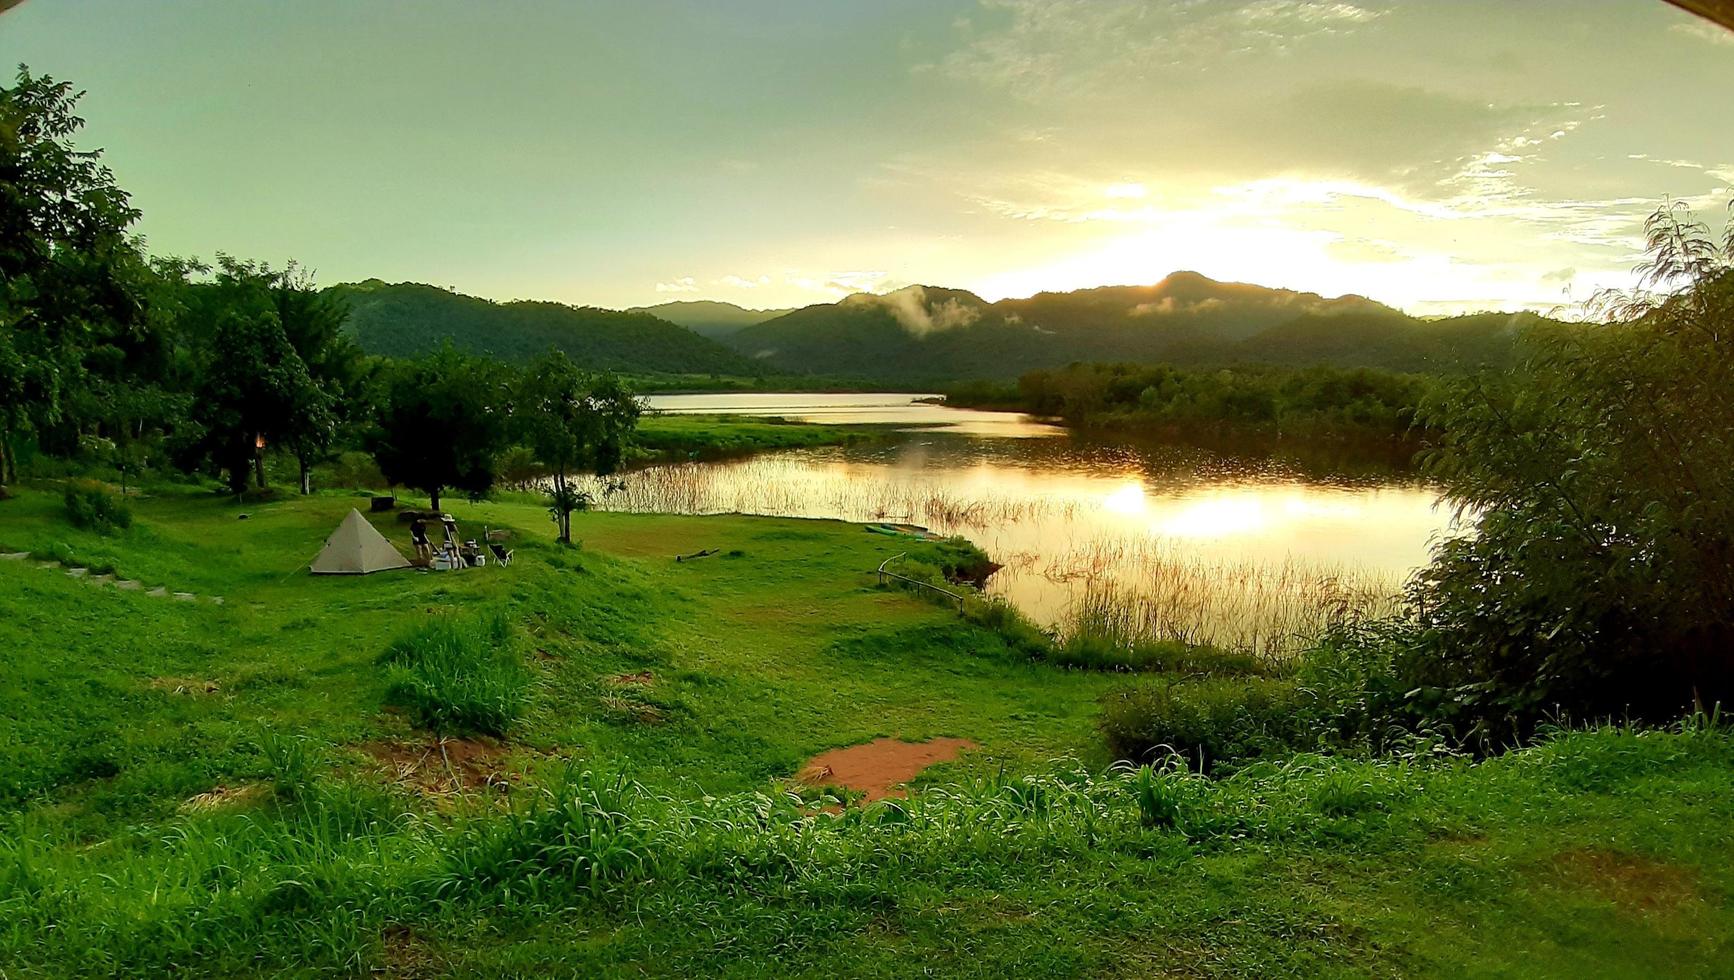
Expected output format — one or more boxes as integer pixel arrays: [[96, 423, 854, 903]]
[[0, 484, 1730, 977]]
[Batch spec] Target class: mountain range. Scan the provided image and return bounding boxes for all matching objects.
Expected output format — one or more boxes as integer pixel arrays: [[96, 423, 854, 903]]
[[626, 300, 795, 338], [331, 273, 1544, 384]]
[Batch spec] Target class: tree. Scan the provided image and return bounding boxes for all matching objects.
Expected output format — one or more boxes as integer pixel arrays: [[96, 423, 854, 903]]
[[515, 350, 641, 544], [371, 345, 511, 512], [196, 311, 330, 496], [1404, 199, 1734, 743], [0, 66, 151, 486]]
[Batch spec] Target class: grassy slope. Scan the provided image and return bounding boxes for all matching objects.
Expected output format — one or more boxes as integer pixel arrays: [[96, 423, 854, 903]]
[[1, 487, 1731, 976]]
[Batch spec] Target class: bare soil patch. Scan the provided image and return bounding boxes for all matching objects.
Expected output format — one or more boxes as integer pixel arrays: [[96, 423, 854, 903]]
[[361, 737, 517, 795], [798, 736, 977, 802], [608, 671, 655, 686], [1550, 848, 1701, 913]]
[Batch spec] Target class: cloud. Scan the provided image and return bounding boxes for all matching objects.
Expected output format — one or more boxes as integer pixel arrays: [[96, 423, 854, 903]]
[[935, 0, 1387, 99], [717, 274, 771, 289], [1672, 19, 1734, 47], [843, 285, 983, 336], [654, 277, 698, 293]]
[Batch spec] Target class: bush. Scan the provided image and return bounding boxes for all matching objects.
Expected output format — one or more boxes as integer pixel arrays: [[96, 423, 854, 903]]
[[1100, 675, 1309, 771], [1402, 203, 1734, 745], [320, 450, 389, 491], [380, 611, 530, 735], [62, 481, 132, 534]]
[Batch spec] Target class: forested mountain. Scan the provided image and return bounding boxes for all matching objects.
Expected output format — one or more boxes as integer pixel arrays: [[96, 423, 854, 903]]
[[627, 300, 795, 338], [331, 281, 760, 375], [722, 273, 1538, 382]]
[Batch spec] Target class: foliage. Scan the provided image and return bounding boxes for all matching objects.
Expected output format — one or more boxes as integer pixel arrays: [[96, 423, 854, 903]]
[[514, 350, 641, 543], [0, 67, 153, 486], [953, 361, 1439, 443], [61, 479, 131, 534], [380, 611, 529, 736], [1399, 200, 1734, 745], [1098, 675, 1309, 770], [370, 345, 513, 511], [192, 310, 333, 495]]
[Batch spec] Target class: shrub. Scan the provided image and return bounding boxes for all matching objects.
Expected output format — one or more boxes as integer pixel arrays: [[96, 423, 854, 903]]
[[380, 611, 529, 735], [321, 450, 389, 490], [1402, 201, 1734, 744], [1100, 675, 1309, 771], [62, 481, 132, 534]]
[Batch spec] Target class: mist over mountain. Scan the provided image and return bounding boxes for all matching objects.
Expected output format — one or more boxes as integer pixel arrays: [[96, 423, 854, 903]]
[[331, 280, 760, 376], [722, 272, 1535, 382], [627, 300, 796, 339]]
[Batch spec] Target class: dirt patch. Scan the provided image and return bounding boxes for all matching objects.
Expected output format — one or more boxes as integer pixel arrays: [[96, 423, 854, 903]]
[[608, 671, 655, 686], [797, 737, 977, 802], [600, 694, 665, 725], [361, 737, 517, 795], [1550, 848, 1701, 913], [148, 676, 221, 696], [381, 924, 436, 978], [179, 782, 268, 813]]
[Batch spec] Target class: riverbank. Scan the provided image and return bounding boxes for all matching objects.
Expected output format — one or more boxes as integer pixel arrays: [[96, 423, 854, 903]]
[[1, 485, 1730, 975]]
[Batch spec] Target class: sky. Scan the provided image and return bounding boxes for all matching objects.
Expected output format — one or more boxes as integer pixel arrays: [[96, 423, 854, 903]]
[[4, 0, 1733, 315]]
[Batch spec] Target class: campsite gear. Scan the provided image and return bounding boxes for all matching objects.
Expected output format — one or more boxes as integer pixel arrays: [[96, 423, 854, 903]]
[[370, 495, 395, 512], [865, 523, 941, 541], [488, 543, 513, 566], [310, 509, 413, 575]]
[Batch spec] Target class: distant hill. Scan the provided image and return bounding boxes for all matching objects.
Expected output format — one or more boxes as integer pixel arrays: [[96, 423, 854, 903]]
[[723, 273, 1533, 382], [628, 300, 795, 338], [331, 280, 760, 375]]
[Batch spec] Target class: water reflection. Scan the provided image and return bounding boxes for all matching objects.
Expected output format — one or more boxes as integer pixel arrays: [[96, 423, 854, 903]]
[[642, 391, 1064, 438], [594, 419, 1462, 649]]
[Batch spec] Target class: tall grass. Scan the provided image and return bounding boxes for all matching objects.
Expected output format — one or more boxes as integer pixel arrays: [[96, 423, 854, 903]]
[[380, 612, 530, 736], [2, 724, 1727, 974]]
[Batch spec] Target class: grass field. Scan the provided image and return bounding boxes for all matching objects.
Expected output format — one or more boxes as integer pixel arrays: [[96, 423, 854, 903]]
[[1, 484, 1731, 976]]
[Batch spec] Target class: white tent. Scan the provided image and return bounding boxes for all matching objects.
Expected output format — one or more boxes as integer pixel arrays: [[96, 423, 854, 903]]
[[310, 509, 412, 575]]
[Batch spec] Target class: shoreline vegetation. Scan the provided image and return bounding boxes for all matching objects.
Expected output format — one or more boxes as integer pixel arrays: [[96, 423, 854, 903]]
[[939, 363, 1437, 456]]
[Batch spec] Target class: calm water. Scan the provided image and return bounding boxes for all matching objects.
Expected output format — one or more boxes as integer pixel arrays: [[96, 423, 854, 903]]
[[618, 393, 1458, 652]]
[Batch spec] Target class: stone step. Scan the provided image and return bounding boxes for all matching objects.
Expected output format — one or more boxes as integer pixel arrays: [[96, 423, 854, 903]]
[[89, 574, 116, 586], [207, 596, 224, 605], [115, 580, 143, 591], [1, 552, 28, 561], [173, 592, 197, 602], [147, 586, 168, 598], [67, 567, 88, 578]]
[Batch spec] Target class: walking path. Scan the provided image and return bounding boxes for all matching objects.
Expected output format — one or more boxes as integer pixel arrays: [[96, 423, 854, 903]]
[[0, 551, 223, 604]]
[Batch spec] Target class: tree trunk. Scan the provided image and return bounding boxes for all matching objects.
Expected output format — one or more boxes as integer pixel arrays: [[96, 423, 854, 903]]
[[429, 487, 442, 512], [253, 439, 266, 489], [555, 469, 570, 544], [298, 456, 312, 495], [0, 432, 12, 486]]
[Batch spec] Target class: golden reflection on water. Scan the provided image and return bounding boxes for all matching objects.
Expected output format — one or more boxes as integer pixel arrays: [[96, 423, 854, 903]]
[[618, 395, 1461, 652]]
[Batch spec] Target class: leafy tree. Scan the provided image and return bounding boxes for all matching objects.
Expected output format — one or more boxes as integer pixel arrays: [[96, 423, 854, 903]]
[[1400, 199, 1734, 743], [0, 66, 151, 486], [515, 350, 640, 543], [371, 345, 512, 512], [196, 311, 331, 496]]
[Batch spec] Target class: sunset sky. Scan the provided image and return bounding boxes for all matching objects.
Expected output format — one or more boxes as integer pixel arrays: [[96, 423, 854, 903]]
[[4, 0, 1732, 314]]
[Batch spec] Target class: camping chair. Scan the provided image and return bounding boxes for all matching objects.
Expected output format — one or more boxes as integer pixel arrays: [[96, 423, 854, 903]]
[[488, 543, 513, 567]]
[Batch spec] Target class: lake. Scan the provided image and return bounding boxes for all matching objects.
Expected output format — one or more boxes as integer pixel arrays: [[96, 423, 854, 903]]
[[620, 393, 1459, 654]]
